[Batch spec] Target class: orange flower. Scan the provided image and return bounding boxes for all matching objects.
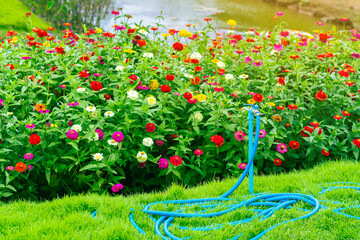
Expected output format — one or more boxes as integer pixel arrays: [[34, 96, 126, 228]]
[[35, 103, 46, 112], [191, 76, 201, 85], [168, 29, 177, 35], [194, 66, 203, 72], [15, 162, 27, 173], [272, 116, 282, 122]]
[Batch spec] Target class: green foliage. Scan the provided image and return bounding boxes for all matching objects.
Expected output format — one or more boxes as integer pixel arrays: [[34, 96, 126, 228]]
[[0, 12, 359, 200]]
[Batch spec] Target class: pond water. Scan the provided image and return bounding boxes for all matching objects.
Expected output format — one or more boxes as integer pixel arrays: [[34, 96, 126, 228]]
[[102, 0, 337, 32]]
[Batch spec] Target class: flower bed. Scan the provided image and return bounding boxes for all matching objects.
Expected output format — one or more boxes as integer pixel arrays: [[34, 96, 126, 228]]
[[0, 11, 360, 199]]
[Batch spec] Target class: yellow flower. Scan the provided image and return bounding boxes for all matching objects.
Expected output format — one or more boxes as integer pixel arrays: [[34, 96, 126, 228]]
[[43, 41, 50, 47], [162, 33, 171, 37], [148, 79, 159, 90], [50, 124, 54, 127], [211, 59, 220, 63], [194, 94, 207, 102], [247, 99, 255, 104], [227, 19, 236, 27], [147, 97, 156, 106], [96, 28, 103, 33], [178, 29, 192, 37], [10, 37, 18, 43], [268, 102, 275, 107], [124, 49, 136, 53]]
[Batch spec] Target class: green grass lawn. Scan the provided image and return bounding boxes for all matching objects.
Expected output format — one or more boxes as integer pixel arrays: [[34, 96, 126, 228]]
[[0, 0, 50, 37], [1, 160, 360, 239]]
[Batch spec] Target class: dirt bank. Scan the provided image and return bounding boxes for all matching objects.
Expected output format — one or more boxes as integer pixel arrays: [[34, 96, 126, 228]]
[[264, 0, 360, 30]]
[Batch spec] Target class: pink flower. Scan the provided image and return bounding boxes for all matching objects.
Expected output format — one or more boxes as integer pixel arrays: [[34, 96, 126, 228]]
[[194, 149, 203, 156], [214, 86, 224, 92], [156, 140, 164, 146], [59, 85, 66, 89], [244, 56, 253, 63], [26, 123, 35, 129], [95, 129, 104, 139], [276, 12, 283, 16], [277, 143, 288, 154], [158, 158, 169, 169], [316, 22, 324, 26], [253, 60, 263, 66], [24, 153, 34, 160], [351, 53, 360, 59], [94, 73, 103, 77], [111, 183, 123, 192], [67, 130, 78, 140], [231, 93, 238, 99], [6, 166, 14, 171], [340, 17, 349, 22], [188, 98, 198, 104], [259, 129, 267, 138], [238, 163, 247, 169], [234, 131, 246, 141], [112, 131, 124, 142], [174, 92, 181, 96], [67, 102, 79, 106], [274, 44, 283, 52]]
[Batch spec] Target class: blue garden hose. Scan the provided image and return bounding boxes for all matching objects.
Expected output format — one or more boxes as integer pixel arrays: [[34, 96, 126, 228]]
[[123, 105, 360, 239]]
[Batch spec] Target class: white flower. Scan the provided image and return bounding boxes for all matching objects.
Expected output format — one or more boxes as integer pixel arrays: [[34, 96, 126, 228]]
[[136, 151, 147, 162], [227, 30, 235, 34], [184, 73, 193, 78], [190, 52, 202, 60], [217, 61, 225, 68], [108, 139, 118, 145], [194, 112, 203, 122], [93, 153, 103, 161], [139, 29, 148, 34], [143, 53, 154, 58], [115, 65, 125, 71], [225, 74, 234, 80], [104, 111, 114, 117], [239, 74, 248, 79], [127, 90, 139, 100], [77, 87, 86, 93], [91, 111, 98, 117], [7, 112, 13, 116], [147, 97, 156, 106], [89, 132, 99, 141], [86, 106, 96, 112], [143, 137, 154, 147], [71, 124, 82, 132]]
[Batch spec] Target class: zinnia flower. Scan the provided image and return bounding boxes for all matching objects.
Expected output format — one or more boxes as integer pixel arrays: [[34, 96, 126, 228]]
[[277, 143, 287, 153], [321, 149, 330, 156], [15, 162, 27, 173], [143, 137, 153, 147], [315, 89, 327, 101], [29, 134, 41, 145], [259, 129, 267, 138], [111, 183, 123, 192], [194, 149, 203, 156], [156, 140, 164, 146], [274, 159, 282, 165], [238, 163, 247, 169], [146, 123, 156, 133], [137, 151, 148, 162], [24, 153, 34, 160], [289, 141, 300, 149], [93, 153, 103, 161], [211, 135, 224, 147], [112, 131, 124, 142], [170, 156, 182, 166], [26, 123, 35, 129], [67, 130, 78, 140], [234, 131, 246, 141], [158, 158, 169, 169]]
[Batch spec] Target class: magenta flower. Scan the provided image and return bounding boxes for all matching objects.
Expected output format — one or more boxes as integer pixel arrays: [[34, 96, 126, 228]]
[[112, 131, 124, 142], [137, 85, 150, 90], [45, 49, 55, 53], [156, 140, 164, 146], [0, 99, 4, 106], [113, 46, 121, 50], [94, 73, 102, 77], [27, 165, 33, 171], [111, 183, 124, 192], [214, 87, 224, 92], [231, 93, 238, 99], [68, 102, 79, 106], [238, 163, 247, 169], [174, 93, 181, 96], [6, 166, 14, 171], [277, 143, 288, 154], [26, 123, 35, 129], [351, 53, 360, 59], [259, 129, 267, 138], [95, 129, 104, 139], [235, 50, 244, 54], [244, 56, 253, 63], [158, 158, 169, 169], [59, 85, 66, 89], [316, 22, 324, 26], [68, 121, 74, 127], [194, 149, 203, 156], [234, 131, 246, 141], [39, 109, 50, 113], [276, 12, 283, 16], [253, 60, 263, 67], [21, 56, 31, 60], [115, 25, 126, 31], [67, 130, 78, 140], [24, 153, 34, 160], [274, 44, 283, 52]]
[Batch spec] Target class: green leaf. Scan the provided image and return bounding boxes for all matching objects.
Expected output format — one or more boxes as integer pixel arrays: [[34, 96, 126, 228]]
[[68, 142, 79, 151], [80, 164, 98, 172], [45, 169, 51, 185]]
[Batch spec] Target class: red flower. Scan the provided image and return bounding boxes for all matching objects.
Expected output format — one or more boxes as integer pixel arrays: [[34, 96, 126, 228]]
[[129, 74, 138, 83], [253, 93, 264, 102], [289, 55, 299, 59], [170, 156, 182, 166], [315, 89, 327, 101], [285, 123, 291, 127], [172, 42, 184, 51], [274, 159, 282, 166], [334, 115, 342, 120], [51, 66, 58, 72], [55, 46, 65, 54], [29, 134, 41, 145], [5, 64, 14, 69], [289, 141, 300, 149], [127, 28, 135, 36], [79, 70, 89, 78], [321, 149, 330, 156], [342, 111, 350, 116], [319, 33, 328, 43], [277, 106, 285, 110], [90, 81, 103, 91], [194, 66, 203, 72], [137, 39, 147, 47], [277, 77, 285, 85], [104, 94, 111, 100], [338, 70, 350, 77], [353, 139, 360, 148], [161, 85, 171, 93], [36, 29, 48, 38], [80, 55, 90, 61], [145, 123, 156, 133], [211, 135, 224, 147], [288, 104, 298, 110], [165, 75, 175, 81], [183, 92, 192, 99]]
